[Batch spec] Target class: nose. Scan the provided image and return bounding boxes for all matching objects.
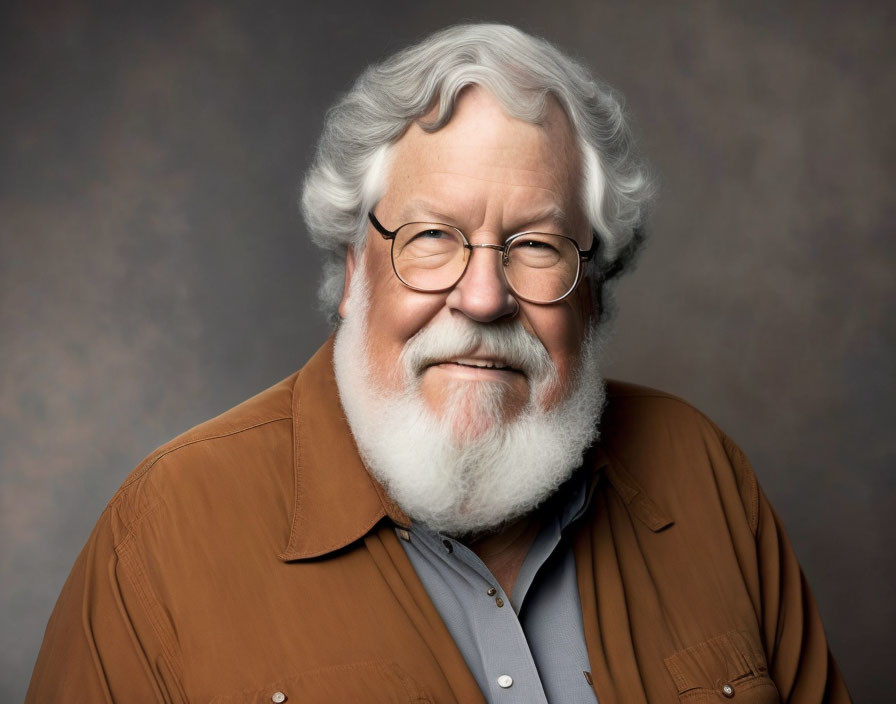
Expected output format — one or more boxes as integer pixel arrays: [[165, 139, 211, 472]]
[[445, 244, 520, 322]]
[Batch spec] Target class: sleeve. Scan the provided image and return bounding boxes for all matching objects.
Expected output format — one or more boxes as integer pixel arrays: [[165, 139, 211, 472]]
[[26, 505, 186, 703], [724, 435, 852, 704]]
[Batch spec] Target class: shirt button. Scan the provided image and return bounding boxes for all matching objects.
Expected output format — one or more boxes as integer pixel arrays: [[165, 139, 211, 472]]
[[487, 587, 497, 596], [721, 683, 734, 697], [495, 596, 505, 607], [497, 675, 513, 688], [271, 692, 287, 703]]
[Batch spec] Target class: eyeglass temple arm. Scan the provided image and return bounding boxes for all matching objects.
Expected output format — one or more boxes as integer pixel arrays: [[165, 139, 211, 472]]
[[581, 232, 599, 261], [368, 211, 396, 239]]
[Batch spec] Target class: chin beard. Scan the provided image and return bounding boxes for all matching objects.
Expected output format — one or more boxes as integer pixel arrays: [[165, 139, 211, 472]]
[[333, 260, 608, 536]]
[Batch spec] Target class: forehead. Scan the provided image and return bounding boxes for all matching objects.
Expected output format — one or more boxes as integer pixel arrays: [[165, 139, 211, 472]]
[[383, 87, 584, 230]]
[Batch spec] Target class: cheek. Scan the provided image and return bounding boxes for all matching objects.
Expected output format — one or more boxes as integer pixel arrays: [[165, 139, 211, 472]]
[[367, 274, 445, 341], [362, 248, 446, 381], [523, 302, 589, 398]]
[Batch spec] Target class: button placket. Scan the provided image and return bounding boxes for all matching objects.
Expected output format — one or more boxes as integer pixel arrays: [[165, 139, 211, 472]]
[[403, 525, 554, 703]]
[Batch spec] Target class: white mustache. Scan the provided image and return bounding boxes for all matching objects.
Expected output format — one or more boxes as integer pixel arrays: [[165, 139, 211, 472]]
[[399, 317, 556, 384]]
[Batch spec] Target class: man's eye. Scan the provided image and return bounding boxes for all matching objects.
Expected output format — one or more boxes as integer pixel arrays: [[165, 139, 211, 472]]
[[400, 228, 458, 260], [412, 229, 448, 239], [519, 239, 557, 251]]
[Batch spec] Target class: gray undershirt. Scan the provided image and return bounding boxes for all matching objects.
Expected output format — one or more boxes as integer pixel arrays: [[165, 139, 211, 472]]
[[397, 473, 598, 703]]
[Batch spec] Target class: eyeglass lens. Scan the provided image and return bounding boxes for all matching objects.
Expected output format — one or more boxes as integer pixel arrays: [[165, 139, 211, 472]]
[[391, 223, 581, 303]]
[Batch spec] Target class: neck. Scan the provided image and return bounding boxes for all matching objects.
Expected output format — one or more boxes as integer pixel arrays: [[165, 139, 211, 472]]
[[467, 513, 542, 596]]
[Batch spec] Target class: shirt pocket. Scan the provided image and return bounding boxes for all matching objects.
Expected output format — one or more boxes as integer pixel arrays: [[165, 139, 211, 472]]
[[208, 660, 433, 703], [663, 630, 780, 703]]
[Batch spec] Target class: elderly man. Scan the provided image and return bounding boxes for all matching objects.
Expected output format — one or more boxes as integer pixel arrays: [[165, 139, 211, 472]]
[[29, 24, 849, 703]]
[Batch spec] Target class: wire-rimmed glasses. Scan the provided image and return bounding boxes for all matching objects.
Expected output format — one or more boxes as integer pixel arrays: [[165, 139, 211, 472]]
[[368, 211, 598, 304]]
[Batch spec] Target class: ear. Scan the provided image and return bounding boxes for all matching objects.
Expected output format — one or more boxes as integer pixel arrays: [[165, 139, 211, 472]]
[[338, 245, 357, 319]]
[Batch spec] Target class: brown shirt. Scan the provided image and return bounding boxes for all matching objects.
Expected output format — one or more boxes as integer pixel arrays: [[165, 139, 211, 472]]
[[27, 339, 850, 703]]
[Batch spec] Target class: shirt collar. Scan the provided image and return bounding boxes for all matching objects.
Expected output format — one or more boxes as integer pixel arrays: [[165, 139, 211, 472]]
[[278, 338, 410, 561], [277, 339, 672, 561]]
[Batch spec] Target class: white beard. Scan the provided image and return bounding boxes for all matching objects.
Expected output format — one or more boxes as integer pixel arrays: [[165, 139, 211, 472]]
[[333, 259, 608, 536]]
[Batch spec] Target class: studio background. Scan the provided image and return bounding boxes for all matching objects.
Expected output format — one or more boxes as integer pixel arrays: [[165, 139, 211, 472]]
[[2, 1, 892, 701]]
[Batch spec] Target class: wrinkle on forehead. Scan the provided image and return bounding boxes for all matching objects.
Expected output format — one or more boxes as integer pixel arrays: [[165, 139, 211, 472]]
[[419, 169, 565, 192], [397, 195, 571, 233]]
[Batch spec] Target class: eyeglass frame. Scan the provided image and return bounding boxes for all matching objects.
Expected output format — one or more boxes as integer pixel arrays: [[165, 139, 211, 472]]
[[367, 211, 600, 305]]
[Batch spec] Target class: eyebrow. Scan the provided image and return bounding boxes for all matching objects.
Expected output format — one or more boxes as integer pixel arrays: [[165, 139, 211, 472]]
[[397, 199, 571, 233], [397, 199, 457, 226], [517, 204, 571, 232]]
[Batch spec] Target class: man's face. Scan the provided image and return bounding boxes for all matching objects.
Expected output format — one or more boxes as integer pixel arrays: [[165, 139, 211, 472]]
[[340, 87, 593, 436]]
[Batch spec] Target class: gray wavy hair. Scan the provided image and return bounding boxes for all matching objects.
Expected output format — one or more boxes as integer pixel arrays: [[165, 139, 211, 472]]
[[301, 23, 653, 323]]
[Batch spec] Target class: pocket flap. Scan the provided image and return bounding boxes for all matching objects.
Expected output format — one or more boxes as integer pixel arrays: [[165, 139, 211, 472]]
[[664, 630, 769, 694]]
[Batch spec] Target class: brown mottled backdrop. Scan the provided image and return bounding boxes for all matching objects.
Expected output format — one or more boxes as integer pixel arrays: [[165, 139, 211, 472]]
[[2, 1, 893, 700]]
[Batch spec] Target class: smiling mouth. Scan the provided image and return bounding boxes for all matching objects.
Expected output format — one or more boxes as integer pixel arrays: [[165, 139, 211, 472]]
[[431, 359, 522, 374]]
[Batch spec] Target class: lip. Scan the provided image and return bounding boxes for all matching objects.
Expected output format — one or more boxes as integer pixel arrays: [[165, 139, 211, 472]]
[[428, 360, 524, 379]]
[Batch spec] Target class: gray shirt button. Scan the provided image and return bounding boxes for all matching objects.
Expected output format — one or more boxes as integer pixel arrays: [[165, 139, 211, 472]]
[[497, 675, 513, 688], [271, 692, 287, 703]]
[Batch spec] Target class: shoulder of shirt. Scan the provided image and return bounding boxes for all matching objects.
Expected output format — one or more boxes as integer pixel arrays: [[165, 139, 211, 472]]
[[603, 378, 724, 428], [602, 378, 718, 429], [601, 379, 761, 535], [102, 371, 298, 532]]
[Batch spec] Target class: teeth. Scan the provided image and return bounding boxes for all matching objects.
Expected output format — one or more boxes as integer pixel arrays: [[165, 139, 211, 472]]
[[454, 359, 507, 369]]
